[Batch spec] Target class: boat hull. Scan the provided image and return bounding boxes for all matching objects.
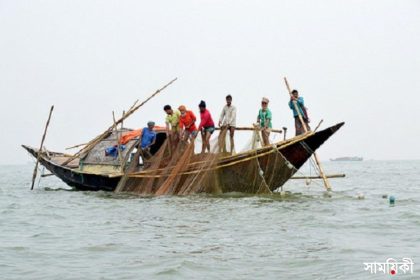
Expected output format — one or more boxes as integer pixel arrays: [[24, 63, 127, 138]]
[[23, 122, 344, 193]]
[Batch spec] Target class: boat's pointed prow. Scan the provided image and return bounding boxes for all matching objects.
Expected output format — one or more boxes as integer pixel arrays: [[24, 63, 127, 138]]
[[331, 122, 345, 133], [303, 122, 345, 153], [22, 145, 38, 158]]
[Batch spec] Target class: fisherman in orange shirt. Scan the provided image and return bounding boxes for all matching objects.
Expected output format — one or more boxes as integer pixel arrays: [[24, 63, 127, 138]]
[[178, 105, 198, 142]]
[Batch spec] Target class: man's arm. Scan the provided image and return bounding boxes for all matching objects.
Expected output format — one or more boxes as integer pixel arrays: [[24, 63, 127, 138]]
[[288, 100, 294, 109], [150, 134, 156, 147], [297, 97, 304, 106], [219, 107, 225, 126], [265, 110, 272, 129]]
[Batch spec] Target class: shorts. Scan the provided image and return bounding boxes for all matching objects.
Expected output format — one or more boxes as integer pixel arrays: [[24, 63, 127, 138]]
[[204, 126, 215, 134], [186, 130, 198, 137]]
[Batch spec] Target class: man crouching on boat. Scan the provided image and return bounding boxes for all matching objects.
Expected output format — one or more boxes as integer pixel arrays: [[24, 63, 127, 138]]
[[164, 105, 181, 150], [140, 121, 157, 158], [178, 105, 198, 143]]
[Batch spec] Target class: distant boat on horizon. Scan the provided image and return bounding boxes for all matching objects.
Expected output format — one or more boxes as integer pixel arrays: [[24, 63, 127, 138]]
[[330, 156, 363, 162]]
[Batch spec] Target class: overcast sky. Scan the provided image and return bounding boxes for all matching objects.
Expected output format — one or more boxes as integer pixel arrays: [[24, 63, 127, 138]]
[[1, 0, 419, 165]]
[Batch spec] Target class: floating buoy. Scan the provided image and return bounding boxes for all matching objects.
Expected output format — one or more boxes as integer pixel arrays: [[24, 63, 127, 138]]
[[389, 196, 396, 205]]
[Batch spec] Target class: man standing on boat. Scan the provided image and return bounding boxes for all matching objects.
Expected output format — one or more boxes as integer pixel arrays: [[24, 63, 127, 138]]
[[178, 105, 198, 143], [198, 100, 215, 154], [257, 97, 272, 146], [289, 89, 311, 136], [164, 105, 181, 148], [139, 121, 157, 159], [218, 94, 236, 154]]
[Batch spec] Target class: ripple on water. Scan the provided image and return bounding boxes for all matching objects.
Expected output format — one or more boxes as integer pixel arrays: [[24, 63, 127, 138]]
[[0, 161, 420, 279]]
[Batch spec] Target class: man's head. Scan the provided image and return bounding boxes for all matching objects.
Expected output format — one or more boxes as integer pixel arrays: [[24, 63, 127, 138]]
[[147, 121, 155, 130], [261, 97, 269, 109], [291, 89, 299, 98], [226, 95, 232, 106], [199, 100, 206, 113], [178, 105, 187, 116], [163, 105, 173, 115]]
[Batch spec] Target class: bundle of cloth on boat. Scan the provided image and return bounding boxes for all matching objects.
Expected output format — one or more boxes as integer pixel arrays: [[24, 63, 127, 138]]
[[119, 129, 143, 145], [105, 129, 142, 158], [105, 145, 127, 157], [105, 127, 165, 157]]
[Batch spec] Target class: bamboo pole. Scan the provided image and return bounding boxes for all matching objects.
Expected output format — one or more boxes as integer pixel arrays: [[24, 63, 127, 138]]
[[108, 129, 314, 178], [31, 105, 54, 190], [67, 126, 282, 150], [314, 119, 324, 132], [216, 126, 282, 134], [62, 78, 177, 166], [65, 142, 87, 150], [291, 174, 345, 180], [284, 77, 332, 191], [112, 111, 124, 172], [105, 131, 314, 180], [114, 140, 143, 193]]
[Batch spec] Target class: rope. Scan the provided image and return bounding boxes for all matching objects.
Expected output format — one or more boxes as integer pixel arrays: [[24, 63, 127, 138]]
[[270, 142, 327, 191], [254, 150, 272, 194], [37, 166, 45, 189]]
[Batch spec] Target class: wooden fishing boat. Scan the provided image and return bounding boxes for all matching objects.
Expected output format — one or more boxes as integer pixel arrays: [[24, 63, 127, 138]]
[[22, 122, 344, 193]]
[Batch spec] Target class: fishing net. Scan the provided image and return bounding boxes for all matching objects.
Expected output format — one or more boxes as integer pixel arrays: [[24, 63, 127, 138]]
[[115, 128, 299, 196]]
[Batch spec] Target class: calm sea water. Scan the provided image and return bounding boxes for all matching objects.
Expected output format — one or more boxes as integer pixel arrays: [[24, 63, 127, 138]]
[[0, 161, 419, 280]]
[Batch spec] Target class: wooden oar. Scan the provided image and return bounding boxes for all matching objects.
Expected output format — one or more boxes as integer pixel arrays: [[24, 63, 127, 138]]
[[31, 105, 54, 190], [284, 77, 332, 191], [62, 78, 177, 166]]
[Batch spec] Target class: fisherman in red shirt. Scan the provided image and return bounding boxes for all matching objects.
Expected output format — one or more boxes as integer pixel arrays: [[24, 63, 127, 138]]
[[198, 100, 215, 154], [178, 105, 198, 143]]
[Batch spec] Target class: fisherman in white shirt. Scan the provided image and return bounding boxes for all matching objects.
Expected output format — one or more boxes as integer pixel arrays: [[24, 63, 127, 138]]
[[218, 95, 237, 154]]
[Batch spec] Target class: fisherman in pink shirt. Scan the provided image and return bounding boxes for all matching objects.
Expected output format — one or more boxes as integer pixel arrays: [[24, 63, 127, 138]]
[[198, 100, 215, 154]]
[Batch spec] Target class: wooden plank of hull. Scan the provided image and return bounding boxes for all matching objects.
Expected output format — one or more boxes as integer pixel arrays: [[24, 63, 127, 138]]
[[21, 122, 344, 193]]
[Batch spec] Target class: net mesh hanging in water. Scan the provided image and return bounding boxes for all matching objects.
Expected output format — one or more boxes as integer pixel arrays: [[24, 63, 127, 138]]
[[115, 128, 297, 195]]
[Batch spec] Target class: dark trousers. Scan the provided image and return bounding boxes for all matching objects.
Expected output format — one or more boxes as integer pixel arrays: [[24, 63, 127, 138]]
[[295, 117, 311, 136]]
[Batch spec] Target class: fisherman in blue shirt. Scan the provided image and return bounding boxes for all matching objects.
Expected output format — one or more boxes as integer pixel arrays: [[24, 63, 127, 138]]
[[140, 121, 157, 157], [289, 89, 311, 136]]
